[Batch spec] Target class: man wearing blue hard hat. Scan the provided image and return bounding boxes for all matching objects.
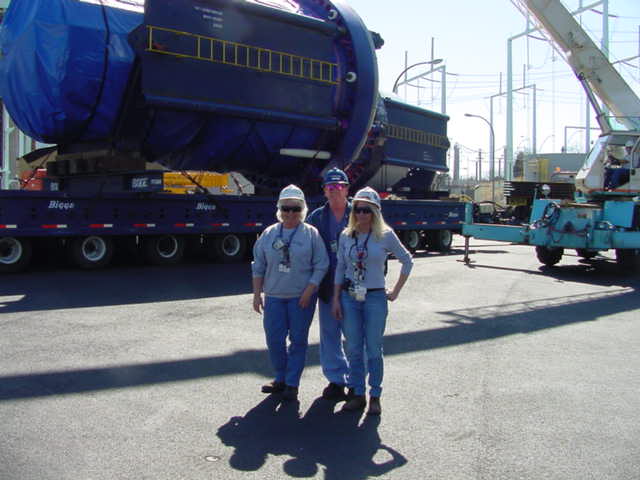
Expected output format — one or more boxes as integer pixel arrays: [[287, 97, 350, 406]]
[[307, 167, 352, 400]]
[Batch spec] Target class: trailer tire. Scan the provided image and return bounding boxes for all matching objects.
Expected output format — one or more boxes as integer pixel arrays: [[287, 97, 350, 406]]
[[426, 230, 453, 252], [536, 246, 563, 267], [69, 236, 114, 269], [400, 230, 421, 253], [575, 248, 597, 260], [211, 233, 247, 263], [0, 237, 33, 273], [615, 248, 640, 274], [144, 235, 185, 265]]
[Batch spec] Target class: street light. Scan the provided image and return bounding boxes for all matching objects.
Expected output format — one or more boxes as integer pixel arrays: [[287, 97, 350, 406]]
[[465, 113, 496, 205], [392, 59, 443, 94]]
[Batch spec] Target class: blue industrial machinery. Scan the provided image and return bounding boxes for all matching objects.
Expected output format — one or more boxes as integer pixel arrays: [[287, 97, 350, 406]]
[[0, 0, 379, 193], [0, 0, 463, 273]]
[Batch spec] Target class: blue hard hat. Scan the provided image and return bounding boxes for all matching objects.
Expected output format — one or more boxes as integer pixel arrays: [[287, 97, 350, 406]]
[[322, 167, 349, 186]]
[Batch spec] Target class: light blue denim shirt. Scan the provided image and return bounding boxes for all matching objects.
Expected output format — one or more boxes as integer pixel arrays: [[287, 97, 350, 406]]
[[252, 222, 329, 298], [334, 229, 413, 289]]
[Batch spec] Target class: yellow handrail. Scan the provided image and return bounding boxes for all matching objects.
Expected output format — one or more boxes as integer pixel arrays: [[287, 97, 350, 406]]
[[146, 25, 338, 85]]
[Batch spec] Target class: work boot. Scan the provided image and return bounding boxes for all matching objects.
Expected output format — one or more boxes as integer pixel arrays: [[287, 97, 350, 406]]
[[261, 381, 285, 394], [282, 385, 298, 401], [341, 395, 366, 412], [367, 396, 381, 416], [322, 382, 346, 400]]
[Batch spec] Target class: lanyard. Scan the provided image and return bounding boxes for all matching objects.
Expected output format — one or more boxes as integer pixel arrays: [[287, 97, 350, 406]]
[[279, 223, 300, 246], [350, 231, 371, 282], [354, 231, 371, 258], [278, 223, 300, 264]]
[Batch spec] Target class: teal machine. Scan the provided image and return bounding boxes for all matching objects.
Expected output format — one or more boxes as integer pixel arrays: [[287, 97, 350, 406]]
[[462, 0, 640, 272]]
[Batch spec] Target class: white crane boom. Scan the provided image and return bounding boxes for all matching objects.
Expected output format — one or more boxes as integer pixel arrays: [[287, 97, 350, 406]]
[[512, 0, 640, 131]]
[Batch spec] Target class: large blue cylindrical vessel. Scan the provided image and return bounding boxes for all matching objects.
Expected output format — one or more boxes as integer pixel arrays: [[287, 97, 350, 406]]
[[0, 0, 379, 192]]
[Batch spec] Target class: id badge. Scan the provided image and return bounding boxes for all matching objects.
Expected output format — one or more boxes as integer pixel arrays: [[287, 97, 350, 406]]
[[354, 284, 367, 302], [330, 240, 338, 253], [278, 262, 291, 273], [273, 239, 285, 250]]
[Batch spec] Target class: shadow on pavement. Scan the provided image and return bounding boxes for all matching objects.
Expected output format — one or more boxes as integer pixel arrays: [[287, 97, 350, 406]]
[[216, 396, 406, 479], [0, 262, 253, 313], [1, 288, 636, 401], [3, 245, 634, 314], [461, 258, 640, 289], [412, 248, 509, 259]]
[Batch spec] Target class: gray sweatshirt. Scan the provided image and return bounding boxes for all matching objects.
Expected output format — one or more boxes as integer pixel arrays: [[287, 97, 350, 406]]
[[335, 229, 413, 289], [252, 222, 329, 298]]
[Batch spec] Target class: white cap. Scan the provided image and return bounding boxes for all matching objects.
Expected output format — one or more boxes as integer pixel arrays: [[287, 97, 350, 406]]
[[625, 139, 635, 148], [278, 184, 305, 202], [353, 186, 381, 209]]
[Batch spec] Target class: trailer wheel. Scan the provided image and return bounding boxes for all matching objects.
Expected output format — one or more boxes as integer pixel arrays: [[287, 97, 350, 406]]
[[575, 248, 598, 260], [615, 248, 640, 274], [69, 236, 114, 269], [400, 230, 421, 253], [0, 237, 33, 273], [426, 230, 453, 252], [211, 233, 248, 263], [144, 235, 185, 265], [536, 246, 564, 267]]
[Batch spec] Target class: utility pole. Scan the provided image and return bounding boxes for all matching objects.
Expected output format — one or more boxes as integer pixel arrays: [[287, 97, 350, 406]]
[[477, 149, 483, 181], [453, 144, 460, 183]]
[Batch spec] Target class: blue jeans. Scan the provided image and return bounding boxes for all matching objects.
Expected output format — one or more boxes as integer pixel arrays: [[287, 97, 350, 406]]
[[341, 290, 388, 397], [318, 299, 349, 386], [263, 295, 317, 387], [605, 167, 630, 189]]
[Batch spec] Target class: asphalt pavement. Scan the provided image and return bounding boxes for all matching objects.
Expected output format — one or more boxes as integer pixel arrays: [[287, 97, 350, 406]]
[[1, 238, 638, 479]]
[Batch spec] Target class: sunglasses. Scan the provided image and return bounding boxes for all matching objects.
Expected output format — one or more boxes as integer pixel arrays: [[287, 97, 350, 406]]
[[280, 205, 302, 213], [325, 184, 347, 191], [354, 207, 373, 214]]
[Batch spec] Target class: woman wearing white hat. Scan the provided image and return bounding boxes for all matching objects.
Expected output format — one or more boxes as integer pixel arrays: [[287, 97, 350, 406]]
[[252, 184, 329, 401], [332, 187, 413, 415]]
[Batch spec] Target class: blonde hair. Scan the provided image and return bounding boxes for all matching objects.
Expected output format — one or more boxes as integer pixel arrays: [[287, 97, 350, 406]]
[[275, 198, 308, 223], [344, 203, 390, 240]]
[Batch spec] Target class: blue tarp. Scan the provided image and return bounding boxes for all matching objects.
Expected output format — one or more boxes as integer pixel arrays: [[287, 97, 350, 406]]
[[0, 0, 379, 193], [0, 0, 142, 143]]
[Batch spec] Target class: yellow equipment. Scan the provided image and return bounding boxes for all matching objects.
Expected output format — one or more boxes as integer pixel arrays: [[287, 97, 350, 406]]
[[162, 171, 231, 194]]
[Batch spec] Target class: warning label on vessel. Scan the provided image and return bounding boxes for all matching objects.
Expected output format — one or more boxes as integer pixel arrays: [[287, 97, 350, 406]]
[[194, 5, 224, 30]]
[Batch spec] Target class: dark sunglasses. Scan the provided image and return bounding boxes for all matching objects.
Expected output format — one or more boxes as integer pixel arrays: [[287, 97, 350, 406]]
[[354, 207, 373, 214], [325, 184, 347, 191], [280, 205, 302, 213]]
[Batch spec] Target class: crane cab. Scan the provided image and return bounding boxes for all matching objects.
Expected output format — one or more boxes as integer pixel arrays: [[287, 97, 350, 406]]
[[575, 133, 640, 198]]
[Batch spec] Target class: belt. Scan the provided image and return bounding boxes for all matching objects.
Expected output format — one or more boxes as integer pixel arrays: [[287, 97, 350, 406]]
[[342, 284, 385, 292]]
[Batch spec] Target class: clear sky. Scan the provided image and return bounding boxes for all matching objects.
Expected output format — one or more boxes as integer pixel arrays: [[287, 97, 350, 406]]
[[346, 0, 640, 178]]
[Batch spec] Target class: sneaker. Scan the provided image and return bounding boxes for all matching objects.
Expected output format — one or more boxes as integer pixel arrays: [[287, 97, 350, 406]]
[[322, 382, 346, 400], [261, 381, 285, 394], [341, 395, 366, 412], [282, 385, 298, 401], [367, 396, 381, 416]]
